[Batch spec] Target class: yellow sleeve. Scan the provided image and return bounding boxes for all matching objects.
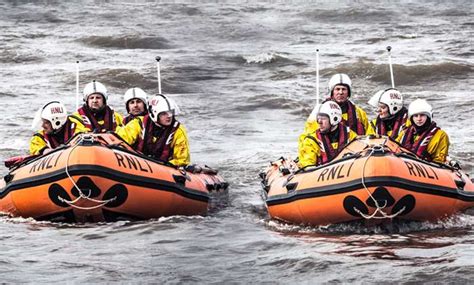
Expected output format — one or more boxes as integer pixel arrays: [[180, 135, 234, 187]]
[[115, 118, 142, 145], [73, 111, 93, 132], [348, 129, 359, 142], [29, 132, 47, 155], [169, 125, 191, 167], [298, 134, 321, 168], [304, 120, 319, 134], [356, 106, 372, 135], [114, 112, 124, 128], [299, 120, 319, 147], [428, 129, 450, 163], [69, 116, 88, 135]]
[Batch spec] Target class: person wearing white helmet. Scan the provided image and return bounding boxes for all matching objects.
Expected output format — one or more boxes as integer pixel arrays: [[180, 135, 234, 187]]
[[369, 88, 410, 139], [123, 87, 148, 125], [397, 99, 450, 163], [29, 101, 87, 155], [304, 73, 371, 136], [73, 80, 123, 132], [298, 101, 358, 167], [116, 94, 190, 167]]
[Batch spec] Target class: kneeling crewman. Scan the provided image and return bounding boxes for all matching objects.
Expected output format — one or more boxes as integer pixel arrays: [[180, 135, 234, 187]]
[[30, 101, 87, 155], [299, 101, 358, 168], [117, 95, 190, 167]]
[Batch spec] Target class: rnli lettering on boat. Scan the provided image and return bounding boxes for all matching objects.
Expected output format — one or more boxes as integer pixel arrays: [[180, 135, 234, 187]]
[[113, 150, 153, 173], [317, 162, 354, 182], [29, 152, 63, 173], [404, 161, 439, 180]]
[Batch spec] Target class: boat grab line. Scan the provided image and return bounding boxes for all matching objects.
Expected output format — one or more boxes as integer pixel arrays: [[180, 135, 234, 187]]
[[358, 138, 406, 219], [62, 136, 117, 209]]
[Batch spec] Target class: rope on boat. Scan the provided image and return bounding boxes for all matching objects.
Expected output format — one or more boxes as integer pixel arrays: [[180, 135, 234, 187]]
[[357, 138, 405, 220], [61, 135, 117, 209], [354, 205, 406, 219], [57, 196, 113, 210]]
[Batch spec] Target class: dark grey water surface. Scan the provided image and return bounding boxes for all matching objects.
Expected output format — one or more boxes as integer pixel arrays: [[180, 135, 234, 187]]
[[0, 1, 473, 283]]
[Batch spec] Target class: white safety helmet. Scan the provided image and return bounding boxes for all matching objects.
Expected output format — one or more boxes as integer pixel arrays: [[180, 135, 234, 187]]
[[124, 87, 148, 112], [40, 101, 68, 131], [368, 90, 385, 108], [317, 101, 342, 127], [408, 99, 432, 120], [379, 88, 403, 116], [83, 80, 108, 102], [328, 73, 352, 97], [148, 94, 178, 124]]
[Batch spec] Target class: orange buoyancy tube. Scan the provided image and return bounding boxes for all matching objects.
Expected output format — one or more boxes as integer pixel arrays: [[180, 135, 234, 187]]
[[262, 136, 474, 226], [0, 133, 227, 223]]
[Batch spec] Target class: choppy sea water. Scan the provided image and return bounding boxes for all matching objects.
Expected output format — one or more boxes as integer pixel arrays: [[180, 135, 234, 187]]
[[0, 1, 473, 283]]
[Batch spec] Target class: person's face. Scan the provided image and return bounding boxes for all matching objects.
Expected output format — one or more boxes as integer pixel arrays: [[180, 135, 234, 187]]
[[377, 103, 390, 119], [127, 99, 146, 116], [317, 115, 331, 133], [158, 111, 173, 126], [42, 119, 54, 134], [412, 113, 428, 127], [331, 85, 349, 104], [87, 94, 105, 112]]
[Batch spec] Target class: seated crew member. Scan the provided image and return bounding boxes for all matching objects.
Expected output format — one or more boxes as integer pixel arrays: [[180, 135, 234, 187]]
[[304, 73, 371, 136], [298, 100, 358, 167], [30, 101, 87, 155], [74, 80, 123, 132], [123, 87, 148, 125], [397, 99, 449, 164], [368, 88, 410, 140], [116, 94, 190, 167]]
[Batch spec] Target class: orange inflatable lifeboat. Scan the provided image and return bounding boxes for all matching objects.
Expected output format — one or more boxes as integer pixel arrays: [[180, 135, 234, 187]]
[[0, 133, 228, 223], [261, 136, 474, 226]]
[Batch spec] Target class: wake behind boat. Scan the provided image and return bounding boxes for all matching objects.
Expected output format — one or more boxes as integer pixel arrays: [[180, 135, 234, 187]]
[[0, 133, 228, 223], [261, 136, 474, 226]]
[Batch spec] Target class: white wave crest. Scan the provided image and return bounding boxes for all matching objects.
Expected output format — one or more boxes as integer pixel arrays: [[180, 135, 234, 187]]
[[243, 52, 285, 64]]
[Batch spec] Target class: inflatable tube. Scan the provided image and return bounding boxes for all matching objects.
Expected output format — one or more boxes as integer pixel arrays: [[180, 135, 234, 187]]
[[261, 136, 474, 226], [0, 133, 228, 223]]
